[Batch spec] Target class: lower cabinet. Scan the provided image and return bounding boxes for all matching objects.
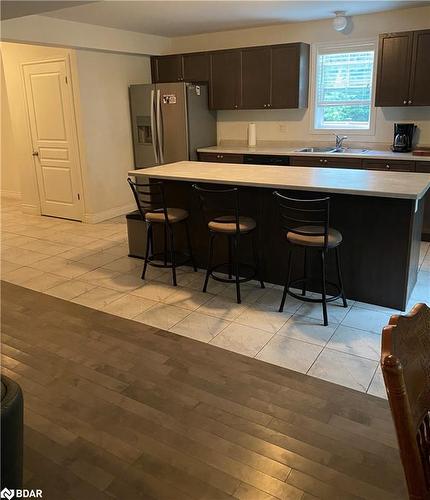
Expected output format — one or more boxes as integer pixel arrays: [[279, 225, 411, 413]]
[[198, 152, 244, 163], [290, 156, 362, 169], [362, 159, 415, 172]]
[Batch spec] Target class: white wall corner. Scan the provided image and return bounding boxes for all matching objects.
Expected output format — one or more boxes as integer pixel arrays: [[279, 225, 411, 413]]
[[83, 203, 136, 224]]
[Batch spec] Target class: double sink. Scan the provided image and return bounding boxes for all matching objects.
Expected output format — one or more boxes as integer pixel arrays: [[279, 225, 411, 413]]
[[296, 146, 369, 154]]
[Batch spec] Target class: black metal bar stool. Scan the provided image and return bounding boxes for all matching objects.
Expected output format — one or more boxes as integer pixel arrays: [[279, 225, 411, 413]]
[[273, 191, 347, 326], [128, 178, 196, 286], [193, 184, 264, 304]]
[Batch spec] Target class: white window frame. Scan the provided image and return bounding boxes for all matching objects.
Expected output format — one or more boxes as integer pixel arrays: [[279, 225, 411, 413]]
[[310, 39, 377, 136]]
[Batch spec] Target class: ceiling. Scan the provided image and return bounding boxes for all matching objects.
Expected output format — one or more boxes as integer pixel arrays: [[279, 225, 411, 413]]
[[0, 1, 95, 20], [5, 1, 430, 37]]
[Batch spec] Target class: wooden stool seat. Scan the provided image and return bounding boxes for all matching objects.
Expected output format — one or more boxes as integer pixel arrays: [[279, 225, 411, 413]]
[[145, 207, 189, 224], [208, 215, 256, 234], [287, 225, 342, 248]]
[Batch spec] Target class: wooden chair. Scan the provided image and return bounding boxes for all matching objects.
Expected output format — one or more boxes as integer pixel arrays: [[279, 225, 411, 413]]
[[381, 303, 430, 500]]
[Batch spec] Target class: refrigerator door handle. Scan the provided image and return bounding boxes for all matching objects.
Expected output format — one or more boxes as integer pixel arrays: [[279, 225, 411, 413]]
[[156, 89, 164, 163], [150, 89, 159, 164]]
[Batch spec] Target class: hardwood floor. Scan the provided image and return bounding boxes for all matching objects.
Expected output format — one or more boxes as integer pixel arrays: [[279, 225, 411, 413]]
[[1, 281, 407, 499]]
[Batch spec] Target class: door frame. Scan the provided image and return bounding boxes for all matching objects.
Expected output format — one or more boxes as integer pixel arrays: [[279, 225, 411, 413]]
[[20, 54, 86, 221]]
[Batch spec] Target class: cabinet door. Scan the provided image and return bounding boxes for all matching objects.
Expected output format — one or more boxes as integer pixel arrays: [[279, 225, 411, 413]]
[[198, 152, 244, 163], [375, 32, 413, 106], [210, 50, 241, 110], [362, 159, 415, 172], [409, 30, 430, 106], [153, 55, 183, 83], [241, 47, 271, 109], [415, 161, 430, 238], [290, 156, 327, 167], [183, 53, 210, 82], [271, 44, 309, 109]]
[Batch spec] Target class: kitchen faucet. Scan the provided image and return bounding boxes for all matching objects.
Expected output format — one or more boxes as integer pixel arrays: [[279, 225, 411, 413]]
[[334, 134, 348, 150]]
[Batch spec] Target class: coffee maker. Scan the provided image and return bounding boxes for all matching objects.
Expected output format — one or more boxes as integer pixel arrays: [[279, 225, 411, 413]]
[[392, 123, 416, 152]]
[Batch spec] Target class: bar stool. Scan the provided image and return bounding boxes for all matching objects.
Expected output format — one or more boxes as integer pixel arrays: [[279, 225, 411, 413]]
[[193, 184, 264, 304], [128, 178, 196, 286], [273, 191, 347, 326]]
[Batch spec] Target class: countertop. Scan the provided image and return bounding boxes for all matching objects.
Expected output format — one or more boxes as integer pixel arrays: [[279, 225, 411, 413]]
[[130, 161, 430, 200], [197, 144, 430, 162]]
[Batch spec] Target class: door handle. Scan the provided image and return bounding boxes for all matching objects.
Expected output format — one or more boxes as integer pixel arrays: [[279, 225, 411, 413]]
[[156, 89, 164, 164], [150, 90, 159, 164], [32, 151, 39, 156]]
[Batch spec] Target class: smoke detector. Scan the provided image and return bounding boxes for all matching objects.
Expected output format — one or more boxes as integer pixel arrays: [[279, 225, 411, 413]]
[[333, 11, 348, 32]]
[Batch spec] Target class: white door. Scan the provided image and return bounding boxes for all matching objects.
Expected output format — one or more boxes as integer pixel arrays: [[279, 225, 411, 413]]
[[22, 58, 83, 220]]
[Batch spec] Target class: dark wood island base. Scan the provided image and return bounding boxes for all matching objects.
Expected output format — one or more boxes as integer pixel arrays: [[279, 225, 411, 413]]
[[156, 180, 423, 311]]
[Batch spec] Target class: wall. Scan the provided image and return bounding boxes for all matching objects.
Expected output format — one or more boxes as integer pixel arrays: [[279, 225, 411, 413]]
[[75, 49, 151, 221], [1, 54, 21, 197], [169, 5, 430, 147]]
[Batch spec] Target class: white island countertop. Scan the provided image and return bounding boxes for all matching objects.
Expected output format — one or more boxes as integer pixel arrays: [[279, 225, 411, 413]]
[[130, 161, 430, 200]]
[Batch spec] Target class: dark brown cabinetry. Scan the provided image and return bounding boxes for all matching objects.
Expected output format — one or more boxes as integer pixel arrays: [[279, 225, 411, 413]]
[[183, 53, 210, 82], [152, 55, 183, 83], [415, 161, 430, 240], [151, 42, 310, 110], [362, 159, 415, 172], [241, 46, 271, 109], [210, 50, 242, 110], [409, 30, 430, 106], [290, 156, 362, 169], [271, 44, 309, 109], [198, 152, 244, 163], [375, 29, 430, 107]]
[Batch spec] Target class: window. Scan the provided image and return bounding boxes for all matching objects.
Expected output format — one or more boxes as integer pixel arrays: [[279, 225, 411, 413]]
[[314, 43, 375, 131]]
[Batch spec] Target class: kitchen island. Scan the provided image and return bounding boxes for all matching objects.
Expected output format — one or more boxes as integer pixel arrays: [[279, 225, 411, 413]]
[[129, 161, 430, 310]]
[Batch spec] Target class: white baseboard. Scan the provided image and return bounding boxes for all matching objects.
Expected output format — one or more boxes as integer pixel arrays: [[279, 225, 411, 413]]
[[83, 203, 135, 224], [1, 190, 21, 200], [21, 203, 41, 215]]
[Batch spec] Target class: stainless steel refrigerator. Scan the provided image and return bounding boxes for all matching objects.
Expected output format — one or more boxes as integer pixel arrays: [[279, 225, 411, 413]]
[[129, 82, 216, 169]]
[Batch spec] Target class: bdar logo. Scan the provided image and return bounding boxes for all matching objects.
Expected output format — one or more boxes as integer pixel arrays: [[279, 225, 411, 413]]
[[1, 489, 15, 500]]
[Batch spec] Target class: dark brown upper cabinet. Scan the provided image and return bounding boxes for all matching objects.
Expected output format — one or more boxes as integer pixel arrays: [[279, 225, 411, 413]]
[[241, 46, 271, 109], [210, 50, 241, 110], [409, 30, 430, 106], [271, 43, 309, 109], [239, 43, 309, 110], [150, 42, 310, 110], [183, 52, 210, 82], [375, 29, 430, 106], [152, 55, 183, 83]]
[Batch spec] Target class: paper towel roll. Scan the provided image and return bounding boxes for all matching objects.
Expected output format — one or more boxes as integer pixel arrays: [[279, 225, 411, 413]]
[[248, 123, 256, 147]]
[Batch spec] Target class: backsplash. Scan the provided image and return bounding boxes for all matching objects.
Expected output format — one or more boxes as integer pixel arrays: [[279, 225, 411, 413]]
[[216, 107, 430, 147]]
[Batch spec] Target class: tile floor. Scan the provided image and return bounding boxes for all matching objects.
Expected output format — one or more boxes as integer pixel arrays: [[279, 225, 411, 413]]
[[1, 196, 429, 398]]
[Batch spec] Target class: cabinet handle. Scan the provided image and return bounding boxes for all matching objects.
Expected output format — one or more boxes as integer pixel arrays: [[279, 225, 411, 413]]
[[386, 164, 390, 169], [408, 100, 412, 105], [263, 104, 267, 108], [403, 100, 407, 105], [267, 104, 271, 108], [234, 104, 238, 109], [324, 159, 328, 164], [319, 159, 323, 163]]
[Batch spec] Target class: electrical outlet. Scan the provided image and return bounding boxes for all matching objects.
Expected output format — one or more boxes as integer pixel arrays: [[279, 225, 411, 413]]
[[279, 123, 287, 134]]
